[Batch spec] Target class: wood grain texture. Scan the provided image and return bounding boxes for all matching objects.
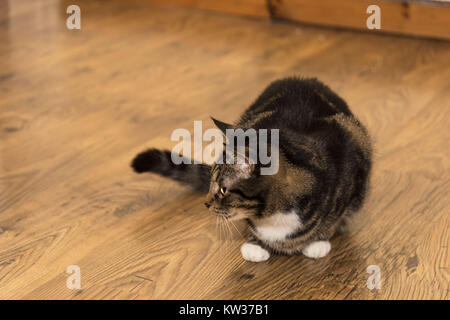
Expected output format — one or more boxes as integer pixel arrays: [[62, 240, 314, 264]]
[[0, 0, 448, 299]]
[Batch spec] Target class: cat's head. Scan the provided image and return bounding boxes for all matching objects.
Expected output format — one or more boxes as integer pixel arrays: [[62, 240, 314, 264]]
[[205, 161, 267, 221], [204, 118, 268, 220]]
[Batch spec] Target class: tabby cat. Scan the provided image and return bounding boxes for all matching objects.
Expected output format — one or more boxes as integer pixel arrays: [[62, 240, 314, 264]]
[[131, 77, 372, 262]]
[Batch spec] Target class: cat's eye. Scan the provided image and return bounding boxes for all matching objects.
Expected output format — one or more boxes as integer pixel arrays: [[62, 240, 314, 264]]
[[220, 187, 227, 196]]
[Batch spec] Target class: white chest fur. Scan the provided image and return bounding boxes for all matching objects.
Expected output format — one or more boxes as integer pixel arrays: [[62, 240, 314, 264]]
[[254, 210, 302, 242]]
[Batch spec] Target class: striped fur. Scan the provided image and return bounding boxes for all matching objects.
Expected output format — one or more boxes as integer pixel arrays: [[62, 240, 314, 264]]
[[132, 77, 372, 259]]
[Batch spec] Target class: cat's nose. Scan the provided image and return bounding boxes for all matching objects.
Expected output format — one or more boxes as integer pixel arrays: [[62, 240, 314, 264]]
[[204, 202, 211, 208]]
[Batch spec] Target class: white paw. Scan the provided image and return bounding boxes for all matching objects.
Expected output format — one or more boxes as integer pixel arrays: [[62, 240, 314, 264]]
[[302, 240, 331, 259], [241, 242, 270, 262]]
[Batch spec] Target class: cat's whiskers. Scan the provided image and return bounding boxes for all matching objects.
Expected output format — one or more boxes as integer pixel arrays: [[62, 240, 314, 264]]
[[219, 216, 224, 242], [228, 212, 249, 222], [228, 219, 244, 239], [224, 216, 232, 242], [218, 216, 232, 255], [219, 216, 229, 246], [215, 215, 219, 240]]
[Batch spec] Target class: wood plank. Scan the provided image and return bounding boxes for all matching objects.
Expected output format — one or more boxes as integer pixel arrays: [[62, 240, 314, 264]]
[[0, 0, 449, 299]]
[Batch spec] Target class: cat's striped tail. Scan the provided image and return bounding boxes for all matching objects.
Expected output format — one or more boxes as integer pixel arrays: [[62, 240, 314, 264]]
[[131, 148, 211, 192]]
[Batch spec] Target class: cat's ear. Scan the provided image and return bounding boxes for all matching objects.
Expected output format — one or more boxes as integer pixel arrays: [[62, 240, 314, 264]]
[[211, 117, 233, 135]]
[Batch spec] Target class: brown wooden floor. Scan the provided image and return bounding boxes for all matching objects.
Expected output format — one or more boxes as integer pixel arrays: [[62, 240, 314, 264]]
[[0, 0, 448, 299]]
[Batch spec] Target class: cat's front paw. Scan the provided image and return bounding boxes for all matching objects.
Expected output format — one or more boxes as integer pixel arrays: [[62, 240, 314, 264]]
[[241, 242, 270, 262], [302, 240, 331, 259]]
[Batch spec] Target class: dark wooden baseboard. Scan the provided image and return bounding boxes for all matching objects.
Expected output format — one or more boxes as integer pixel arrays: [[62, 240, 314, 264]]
[[134, 0, 450, 40], [271, 0, 450, 40]]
